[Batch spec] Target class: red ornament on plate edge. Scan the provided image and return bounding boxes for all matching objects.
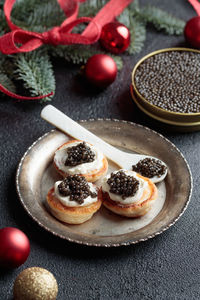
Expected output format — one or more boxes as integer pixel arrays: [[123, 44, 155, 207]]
[[0, 227, 30, 268], [100, 22, 130, 54]]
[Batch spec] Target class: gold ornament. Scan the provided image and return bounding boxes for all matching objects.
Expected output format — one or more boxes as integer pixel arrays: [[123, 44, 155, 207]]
[[13, 267, 58, 300]]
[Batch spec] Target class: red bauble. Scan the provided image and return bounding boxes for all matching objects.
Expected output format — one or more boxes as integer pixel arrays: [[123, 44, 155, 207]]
[[0, 227, 30, 268], [85, 54, 117, 88], [184, 16, 200, 48], [100, 22, 130, 54]]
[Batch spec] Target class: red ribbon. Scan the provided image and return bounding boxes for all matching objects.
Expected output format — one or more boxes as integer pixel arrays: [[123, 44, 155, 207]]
[[0, 0, 133, 100], [187, 0, 200, 15]]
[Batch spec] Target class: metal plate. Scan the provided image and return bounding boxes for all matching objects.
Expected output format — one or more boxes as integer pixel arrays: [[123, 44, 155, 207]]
[[16, 120, 192, 247]]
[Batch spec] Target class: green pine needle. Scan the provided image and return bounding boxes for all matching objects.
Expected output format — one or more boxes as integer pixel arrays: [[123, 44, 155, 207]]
[[50, 45, 98, 64], [25, 2, 65, 31], [78, 0, 106, 17], [12, 0, 65, 32], [128, 19, 146, 54], [137, 6, 185, 35], [12, 0, 49, 22], [14, 50, 55, 101], [50, 45, 123, 70], [0, 10, 9, 35]]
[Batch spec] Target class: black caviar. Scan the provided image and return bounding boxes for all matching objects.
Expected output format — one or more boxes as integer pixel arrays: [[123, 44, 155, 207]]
[[134, 51, 200, 113], [107, 170, 139, 199], [132, 158, 167, 178], [58, 174, 97, 204], [65, 142, 95, 166]]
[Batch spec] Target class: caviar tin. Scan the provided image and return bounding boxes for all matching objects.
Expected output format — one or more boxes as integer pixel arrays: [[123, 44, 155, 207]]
[[131, 48, 200, 132]]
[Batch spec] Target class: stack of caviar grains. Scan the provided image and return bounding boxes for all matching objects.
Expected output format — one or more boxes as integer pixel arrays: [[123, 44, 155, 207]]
[[107, 171, 139, 199], [132, 158, 167, 178], [65, 142, 95, 166], [134, 51, 200, 113], [58, 175, 97, 204]]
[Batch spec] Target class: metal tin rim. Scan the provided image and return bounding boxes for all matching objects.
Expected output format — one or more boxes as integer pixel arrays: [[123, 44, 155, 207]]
[[131, 87, 200, 127]]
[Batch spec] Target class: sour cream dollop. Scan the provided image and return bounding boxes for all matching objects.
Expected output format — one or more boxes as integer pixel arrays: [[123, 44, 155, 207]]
[[54, 141, 104, 175], [101, 170, 149, 205], [54, 181, 98, 207]]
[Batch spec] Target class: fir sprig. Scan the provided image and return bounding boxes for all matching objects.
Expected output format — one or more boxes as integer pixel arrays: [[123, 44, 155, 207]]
[[78, 0, 107, 17], [14, 50, 55, 101], [50, 45, 123, 70], [0, 10, 9, 35], [136, 6, 185, 35], [128, 19, 146, 54], [12, 0, 65, 32], [0, 0, 186, 102]]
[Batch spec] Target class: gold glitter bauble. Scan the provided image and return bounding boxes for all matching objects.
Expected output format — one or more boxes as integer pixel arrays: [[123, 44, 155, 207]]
[[13, 267, 58, 300]]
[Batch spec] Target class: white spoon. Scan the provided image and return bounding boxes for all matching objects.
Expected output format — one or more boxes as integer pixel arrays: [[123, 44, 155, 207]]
[[41, 105, 167, 183]]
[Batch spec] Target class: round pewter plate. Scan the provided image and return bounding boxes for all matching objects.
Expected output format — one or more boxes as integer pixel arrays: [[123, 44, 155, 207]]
[[16, 120, 192, 247]]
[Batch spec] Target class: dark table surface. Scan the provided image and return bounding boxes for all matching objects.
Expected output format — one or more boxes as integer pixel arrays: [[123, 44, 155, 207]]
[[1, 0, 200, 299]]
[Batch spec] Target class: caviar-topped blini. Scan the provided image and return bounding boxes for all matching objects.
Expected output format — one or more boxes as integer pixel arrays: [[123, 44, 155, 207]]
[[101, 170, 158, 218], [46, 175, 102, 224], [53, 140, 108, 182]]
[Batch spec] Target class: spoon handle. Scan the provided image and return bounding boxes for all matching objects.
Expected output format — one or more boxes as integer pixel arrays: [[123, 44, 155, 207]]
[[41, 105, 124, 167]]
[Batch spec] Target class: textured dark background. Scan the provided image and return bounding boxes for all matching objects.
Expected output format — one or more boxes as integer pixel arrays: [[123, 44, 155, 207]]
[[1, 0, 200, 299]]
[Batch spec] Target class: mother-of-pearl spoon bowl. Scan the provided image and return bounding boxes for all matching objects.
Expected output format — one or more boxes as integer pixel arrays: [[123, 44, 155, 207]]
[[41, 105, 167, 183]]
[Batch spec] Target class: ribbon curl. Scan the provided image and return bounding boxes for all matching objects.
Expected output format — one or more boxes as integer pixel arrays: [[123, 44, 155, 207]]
[[0, 0, 133, 100]]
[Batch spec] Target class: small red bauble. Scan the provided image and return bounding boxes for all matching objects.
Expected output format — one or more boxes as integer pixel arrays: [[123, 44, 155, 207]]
[[100, 22, 130, 54], [85, 54, 117, 88], [0, 227, 30, 268], [184, 16, 200, 48]]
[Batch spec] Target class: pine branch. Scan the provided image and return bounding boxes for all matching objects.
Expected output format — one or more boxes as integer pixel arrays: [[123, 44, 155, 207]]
[[50, 45, 123, 70], [14, 49, 55, 101], [136, 6, 185, 35], [12, 0, 49, 21], [11, 0, 65, 32], [0, 10, 9, 35], [128, 19, 146, 54], [78, 0, 106, 17], [25, 2, 65, 31], [129, 0, 140, 12]]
